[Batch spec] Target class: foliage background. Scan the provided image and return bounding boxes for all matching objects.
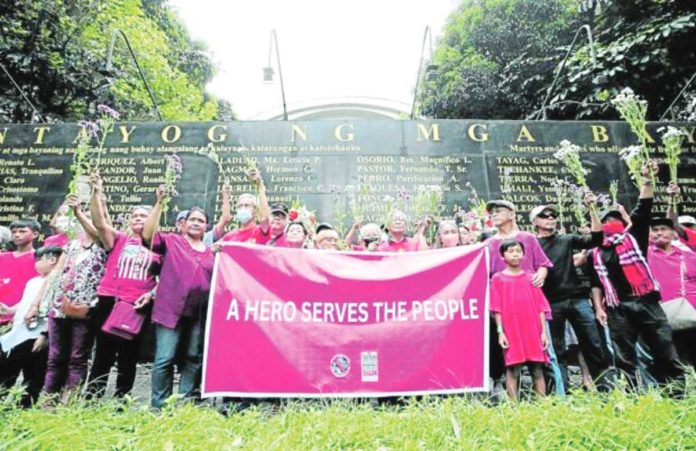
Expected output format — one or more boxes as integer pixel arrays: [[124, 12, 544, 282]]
[[419, 0, 696, 121], [0, 0, 234, 123]]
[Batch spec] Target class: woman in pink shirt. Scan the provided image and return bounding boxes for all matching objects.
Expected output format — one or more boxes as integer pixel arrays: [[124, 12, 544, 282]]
[[142, 185, 214, 409], [86, 173, 161, 398]]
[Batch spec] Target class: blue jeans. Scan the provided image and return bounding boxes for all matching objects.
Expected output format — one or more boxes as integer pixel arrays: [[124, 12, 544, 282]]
[[549, 298, 612, 390], [544, 321, 565, 396], [151, 318, 202, 408]]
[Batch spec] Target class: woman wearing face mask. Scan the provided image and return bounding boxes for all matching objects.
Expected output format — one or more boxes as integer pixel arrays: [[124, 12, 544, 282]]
[[85, 172, 161, 399], [436, 220, 461, 249], [41, 194, 106, 404], [142, 185, 215, 409]]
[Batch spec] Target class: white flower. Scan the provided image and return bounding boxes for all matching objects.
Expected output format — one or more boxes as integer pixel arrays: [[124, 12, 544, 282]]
[[659, 126, 684, 140], [428, 185, 443, 194], [619, 145, 642, 162]]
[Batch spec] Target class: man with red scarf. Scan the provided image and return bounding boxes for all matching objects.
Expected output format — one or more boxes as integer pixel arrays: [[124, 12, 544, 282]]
[[589, 161, 684, 391]]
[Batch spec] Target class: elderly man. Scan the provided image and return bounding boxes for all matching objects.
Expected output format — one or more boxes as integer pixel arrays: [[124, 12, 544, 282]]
[[315, 223, 341, 250], [531, 193, 612, 390], [220, 169, 271, 244], [648, 215, 696, 367], [377, 210, 428, 252]]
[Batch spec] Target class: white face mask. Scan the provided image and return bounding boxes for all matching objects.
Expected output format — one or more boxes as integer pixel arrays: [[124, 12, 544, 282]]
[[235, 208, 253, 224]]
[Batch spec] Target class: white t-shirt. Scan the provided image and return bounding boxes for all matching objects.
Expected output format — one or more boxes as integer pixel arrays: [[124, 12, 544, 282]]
[[0, 276, 46, 353]]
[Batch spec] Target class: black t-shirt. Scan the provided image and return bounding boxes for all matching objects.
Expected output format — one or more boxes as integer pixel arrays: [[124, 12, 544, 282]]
[[589, 198, 661, 302], [539, 231, 603, 302]]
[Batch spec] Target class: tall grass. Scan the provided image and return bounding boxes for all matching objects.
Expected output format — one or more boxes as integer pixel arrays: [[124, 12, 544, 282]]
[[1, 381, 695, 449]]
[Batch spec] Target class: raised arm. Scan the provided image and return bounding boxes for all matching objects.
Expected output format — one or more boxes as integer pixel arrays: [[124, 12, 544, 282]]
[[249, 169, 270, 233], [212, 180, 233, 240], [142, 185, 168, 246], [65, 194, 98, 243], [344, 219, 362, 246], [89, 172, 118, 251]]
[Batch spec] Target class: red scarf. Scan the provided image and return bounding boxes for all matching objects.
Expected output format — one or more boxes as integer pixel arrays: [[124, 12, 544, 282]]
[[592, 231, 659, 306]]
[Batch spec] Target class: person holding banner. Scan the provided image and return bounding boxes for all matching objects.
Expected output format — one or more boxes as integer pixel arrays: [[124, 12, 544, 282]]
[[142, 186, 214, 409], [377, 210, 428, 252], [85, 172, 161, 399], [274, 221, 310, 248], [435, 220, 461, 248], [491, 239, 552, 400]]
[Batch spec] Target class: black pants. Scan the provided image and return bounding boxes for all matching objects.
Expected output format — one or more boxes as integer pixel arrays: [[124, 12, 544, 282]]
[[0, 339, 48, 407], [607, 298, 685, 389], [549, 298, 612, 390], [673, 328, 696, 368], [87, 296, 143, 398]]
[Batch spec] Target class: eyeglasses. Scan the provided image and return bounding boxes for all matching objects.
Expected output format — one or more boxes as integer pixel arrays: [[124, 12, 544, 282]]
[[537, 212, 557, 219]]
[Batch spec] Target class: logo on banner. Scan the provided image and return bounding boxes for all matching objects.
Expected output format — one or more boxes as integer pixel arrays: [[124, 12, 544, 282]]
[[330, 354, 350, 378], [361, 351, 379, 382]]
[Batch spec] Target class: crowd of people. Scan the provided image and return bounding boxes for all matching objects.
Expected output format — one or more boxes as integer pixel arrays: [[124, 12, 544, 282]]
[[0, 160, 694, 408]]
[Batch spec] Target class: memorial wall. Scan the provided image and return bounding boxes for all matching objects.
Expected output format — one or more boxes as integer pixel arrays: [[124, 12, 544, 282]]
[[0, 120, 695, 236]]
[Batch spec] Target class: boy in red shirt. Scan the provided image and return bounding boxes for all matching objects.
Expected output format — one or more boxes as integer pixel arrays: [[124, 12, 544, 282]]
[[0, 220, 40, 325]]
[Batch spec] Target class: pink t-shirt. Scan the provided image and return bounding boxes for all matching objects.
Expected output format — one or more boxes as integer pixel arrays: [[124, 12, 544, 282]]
[[680, 227, 696, 251], [43, 233, 70, 248], [0, 251, 39, 324], [222, 225, 270, 244], [97, 232, 161, 303], [490, 271, 551, 366], [377, 237, 419, 253], [648, 245, 696, 308], [485, 231, 553, 276]]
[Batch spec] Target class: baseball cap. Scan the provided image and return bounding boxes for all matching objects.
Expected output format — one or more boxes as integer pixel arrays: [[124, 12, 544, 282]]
[[270, 202, 289, 216], [649, 215, 675, 229], [529, 205, 558, 222], [678, 215, 696, 226], [315, 222, 334, 234], [485, 199, 515, 213]]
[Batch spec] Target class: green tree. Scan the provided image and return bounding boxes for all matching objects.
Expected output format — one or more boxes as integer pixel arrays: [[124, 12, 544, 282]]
[[552, 0, 696, 120], [420, 0, 580, 119], [0, 0, 232, 123]]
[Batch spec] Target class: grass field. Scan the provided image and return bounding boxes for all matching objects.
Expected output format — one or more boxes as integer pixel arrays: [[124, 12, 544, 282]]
[[1, 383, 695, 450]]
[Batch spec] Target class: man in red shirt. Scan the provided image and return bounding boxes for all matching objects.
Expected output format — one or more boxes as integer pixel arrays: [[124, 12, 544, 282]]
[[0, 220, 40, 325], [376, 210, 428, 252], [648, 216, 696, 367], [220, 170, 271, 244]]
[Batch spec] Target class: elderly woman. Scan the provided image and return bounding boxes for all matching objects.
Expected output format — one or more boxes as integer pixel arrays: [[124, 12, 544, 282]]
[[142, 185, 214, 409], [435, 220, 461, 248]]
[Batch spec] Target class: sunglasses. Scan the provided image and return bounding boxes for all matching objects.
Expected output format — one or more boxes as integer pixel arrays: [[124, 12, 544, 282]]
[[537, 212, 557, 219]]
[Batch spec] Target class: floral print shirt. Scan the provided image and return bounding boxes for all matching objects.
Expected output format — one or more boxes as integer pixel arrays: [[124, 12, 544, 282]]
[[50, 240, 107, 319]]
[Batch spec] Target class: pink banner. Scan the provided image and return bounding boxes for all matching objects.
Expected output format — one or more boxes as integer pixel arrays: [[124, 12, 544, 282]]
[[202, 243, 490, 397]]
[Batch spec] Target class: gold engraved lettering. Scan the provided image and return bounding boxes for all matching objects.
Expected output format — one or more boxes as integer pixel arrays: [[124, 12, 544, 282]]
[[468, 124, 488, 142], [516, 125, 535, 142], [291, 125, 308, 142], [119, 125, 137, 143], [590, 125, 609, 143], [207, 125, 227, 143], [416, 123, 441, 141], [33, 126, 51, 145], [335, 124, 354, 142], [161, 125, 182, 143]]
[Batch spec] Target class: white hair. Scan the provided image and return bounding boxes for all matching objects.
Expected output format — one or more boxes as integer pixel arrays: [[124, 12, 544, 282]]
[[0, 225, 10, 244], [237, 193, 258, 207]]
